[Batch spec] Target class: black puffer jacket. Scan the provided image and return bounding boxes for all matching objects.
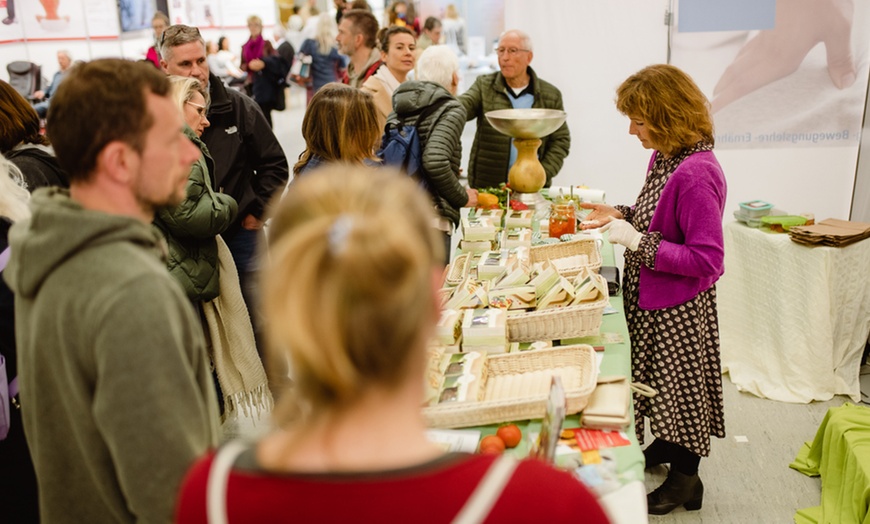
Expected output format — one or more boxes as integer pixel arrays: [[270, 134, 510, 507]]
[[6, 145, 69, 189], [390, 80, 468, 227], [202, 74, 289, 234]]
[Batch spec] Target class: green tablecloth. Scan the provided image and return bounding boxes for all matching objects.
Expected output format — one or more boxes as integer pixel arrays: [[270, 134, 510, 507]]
[[790, 403, 870, 524], [470, 241, 645, 484]]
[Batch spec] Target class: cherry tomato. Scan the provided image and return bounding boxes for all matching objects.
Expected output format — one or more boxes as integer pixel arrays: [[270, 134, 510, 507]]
[[478, 435, 506, 454], [496, 424, 522, 448]]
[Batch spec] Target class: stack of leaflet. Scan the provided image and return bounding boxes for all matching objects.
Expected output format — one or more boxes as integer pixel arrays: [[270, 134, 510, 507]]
[[788, 218, 870, 247]]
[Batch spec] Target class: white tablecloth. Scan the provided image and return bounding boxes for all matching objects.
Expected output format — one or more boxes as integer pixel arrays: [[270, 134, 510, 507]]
[[718, 221, 870, 403]]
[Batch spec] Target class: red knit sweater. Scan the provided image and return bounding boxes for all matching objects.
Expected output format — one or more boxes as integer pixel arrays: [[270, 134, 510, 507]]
[[175, 451, 611, 523]]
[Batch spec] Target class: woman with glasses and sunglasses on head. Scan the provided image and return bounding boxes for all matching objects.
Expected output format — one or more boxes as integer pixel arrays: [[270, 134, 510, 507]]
[[155, 77, 244, 417], [458, 29, 570, 190], [155, 77, 238, 310]]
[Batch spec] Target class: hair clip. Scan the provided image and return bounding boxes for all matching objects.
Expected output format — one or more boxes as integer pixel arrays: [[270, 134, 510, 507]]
[[328, 214, 354, 256]]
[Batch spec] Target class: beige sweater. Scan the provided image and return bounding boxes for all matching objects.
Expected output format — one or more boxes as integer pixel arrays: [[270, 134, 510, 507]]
[[361, 66, 402, 133]]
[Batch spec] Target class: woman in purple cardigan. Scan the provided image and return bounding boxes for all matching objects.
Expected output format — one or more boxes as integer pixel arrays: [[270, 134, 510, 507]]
[[581, 64, 727, 516]]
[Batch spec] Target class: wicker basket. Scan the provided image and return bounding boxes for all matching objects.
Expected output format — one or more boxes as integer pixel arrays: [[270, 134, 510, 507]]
[[423, 345, 598, 428], [444, 253, 471, 286], [506, 294, 607, 342], [530, 238, 601, 277]]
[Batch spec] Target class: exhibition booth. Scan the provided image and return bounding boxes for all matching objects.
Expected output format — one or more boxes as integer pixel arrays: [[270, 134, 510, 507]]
[[3, 0, 870, 522]]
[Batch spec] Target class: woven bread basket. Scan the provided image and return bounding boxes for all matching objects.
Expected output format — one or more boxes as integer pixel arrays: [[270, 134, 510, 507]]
[[530, 238, 602, 277], [423, 345, 598, 428], [506, 294, 607, 343]]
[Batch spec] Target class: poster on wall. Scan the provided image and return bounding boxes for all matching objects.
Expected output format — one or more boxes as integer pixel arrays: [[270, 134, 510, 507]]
[[0, 0, 26, 43], [671, 0, 870, 150], [221, 0, 274, 28], [10, 0, 90, 40], [117, 0, 155, 32], [168, 0, 219, 28], [86, 0, 120, 37]]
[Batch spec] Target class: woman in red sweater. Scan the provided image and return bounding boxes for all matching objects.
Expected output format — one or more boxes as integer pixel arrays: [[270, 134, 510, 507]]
[[174, 165, 611, 523]]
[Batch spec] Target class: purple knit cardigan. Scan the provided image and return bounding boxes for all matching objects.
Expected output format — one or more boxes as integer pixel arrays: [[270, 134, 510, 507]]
[[637, 150, 727, 310]]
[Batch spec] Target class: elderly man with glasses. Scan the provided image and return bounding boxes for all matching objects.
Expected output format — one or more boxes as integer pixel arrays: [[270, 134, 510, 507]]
[[459, 29, 570, 190]]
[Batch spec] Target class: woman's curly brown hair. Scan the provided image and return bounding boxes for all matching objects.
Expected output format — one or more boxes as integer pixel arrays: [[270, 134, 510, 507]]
[[616, 64, 714, 156]]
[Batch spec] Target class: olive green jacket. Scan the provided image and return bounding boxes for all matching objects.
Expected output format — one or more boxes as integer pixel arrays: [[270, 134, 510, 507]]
[[154, 127, 238, 302], [459, 66, 570, 189]]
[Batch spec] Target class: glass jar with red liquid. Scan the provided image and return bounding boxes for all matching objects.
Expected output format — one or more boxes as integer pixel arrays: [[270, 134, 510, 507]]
[[549, 203, 577, 238]]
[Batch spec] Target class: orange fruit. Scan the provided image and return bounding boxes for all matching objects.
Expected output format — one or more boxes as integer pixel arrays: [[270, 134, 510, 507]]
[[477, 193, 500, 209], [478, 435, 506, 454], [496, 424, 522, 448]]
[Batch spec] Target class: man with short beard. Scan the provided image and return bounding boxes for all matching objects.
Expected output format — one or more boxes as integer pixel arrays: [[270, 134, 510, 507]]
[[3, 59, 218, 523], [336, 9, 382, 88]]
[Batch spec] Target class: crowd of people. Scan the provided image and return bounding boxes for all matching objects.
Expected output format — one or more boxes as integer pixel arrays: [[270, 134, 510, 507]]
[[0, 1, 728, 522]]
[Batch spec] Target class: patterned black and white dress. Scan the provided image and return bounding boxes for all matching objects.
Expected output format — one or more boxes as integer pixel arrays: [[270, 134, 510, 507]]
[[615, 142, 726, 457]]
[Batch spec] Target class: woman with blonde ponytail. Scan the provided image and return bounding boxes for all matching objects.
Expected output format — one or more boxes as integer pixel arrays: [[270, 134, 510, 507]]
[[175, 165, 610, 523]]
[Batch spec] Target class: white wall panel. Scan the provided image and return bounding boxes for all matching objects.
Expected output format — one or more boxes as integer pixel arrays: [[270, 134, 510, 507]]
[[504, 0, 670, 209]]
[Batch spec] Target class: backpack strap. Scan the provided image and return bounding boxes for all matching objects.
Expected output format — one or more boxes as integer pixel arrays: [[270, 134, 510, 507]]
[[401, 96, 452, 129], [362, 60, 383, 84], [206, 440, 250, 524], [452, 455, 519, 524]]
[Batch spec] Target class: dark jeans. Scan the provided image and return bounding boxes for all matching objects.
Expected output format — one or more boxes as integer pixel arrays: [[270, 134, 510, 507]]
[[0, 404, 39, 523], [258, 101, 275, 129], [34, 100, 49, 118], [224, 227, 262, 334]]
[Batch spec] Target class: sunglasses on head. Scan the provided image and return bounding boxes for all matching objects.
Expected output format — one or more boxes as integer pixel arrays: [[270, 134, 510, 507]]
[[160, 25, 202, 48]]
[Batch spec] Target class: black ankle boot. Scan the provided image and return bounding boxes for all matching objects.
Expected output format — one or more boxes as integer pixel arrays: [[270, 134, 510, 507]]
[[647, 469, 703, 515]]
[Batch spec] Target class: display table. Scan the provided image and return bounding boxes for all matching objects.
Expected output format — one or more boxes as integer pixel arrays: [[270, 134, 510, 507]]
[[718, 221, 870, 403], [468, 241, 647, 523]]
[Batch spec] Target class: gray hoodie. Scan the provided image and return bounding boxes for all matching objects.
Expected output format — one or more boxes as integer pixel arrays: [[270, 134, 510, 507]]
[[4, 187, 218, 523]]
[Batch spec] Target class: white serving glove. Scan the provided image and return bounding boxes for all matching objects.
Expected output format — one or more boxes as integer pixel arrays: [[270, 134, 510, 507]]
[[601, 219, 643, 251]]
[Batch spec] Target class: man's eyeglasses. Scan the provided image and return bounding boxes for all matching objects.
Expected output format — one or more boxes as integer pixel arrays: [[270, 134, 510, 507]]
[[496, 47, 530, 57], [186, 100, 208, 117]]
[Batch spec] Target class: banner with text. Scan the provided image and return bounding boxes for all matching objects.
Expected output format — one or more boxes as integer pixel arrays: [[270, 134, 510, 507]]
[[672, 0, 870, 149]]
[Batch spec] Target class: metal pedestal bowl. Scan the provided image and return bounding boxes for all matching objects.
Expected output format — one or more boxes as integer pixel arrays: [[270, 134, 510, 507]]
[[484, 108, 567, 139]]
